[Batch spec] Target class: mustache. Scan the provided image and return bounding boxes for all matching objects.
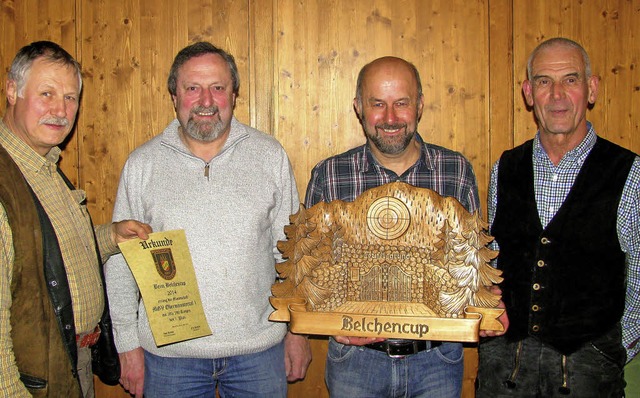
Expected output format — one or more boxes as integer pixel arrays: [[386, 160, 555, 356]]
[[39, 116, 69, 127], [376, 123, 406, 130], [191, 105, 219, 115]]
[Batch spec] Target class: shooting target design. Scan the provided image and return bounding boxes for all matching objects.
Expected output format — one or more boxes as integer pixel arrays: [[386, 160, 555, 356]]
[[366, 196, 411, 240]]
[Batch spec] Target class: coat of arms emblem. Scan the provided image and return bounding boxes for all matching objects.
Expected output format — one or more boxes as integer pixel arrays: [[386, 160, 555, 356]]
[[152, 248, 177, 280]]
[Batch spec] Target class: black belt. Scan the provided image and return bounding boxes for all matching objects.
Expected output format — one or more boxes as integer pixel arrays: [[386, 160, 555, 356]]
[[365, 340, 442, 357]]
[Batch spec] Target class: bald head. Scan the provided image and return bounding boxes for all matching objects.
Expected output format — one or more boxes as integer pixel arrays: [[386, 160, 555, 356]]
[[352, 56, 424, 162], [355, 56, 423, 109]]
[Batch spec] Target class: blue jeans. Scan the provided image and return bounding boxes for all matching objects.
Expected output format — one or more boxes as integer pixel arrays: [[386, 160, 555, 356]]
[[477, 333, 626, 398], [325, 338, 463, 398], [143, 341, 287, 398]]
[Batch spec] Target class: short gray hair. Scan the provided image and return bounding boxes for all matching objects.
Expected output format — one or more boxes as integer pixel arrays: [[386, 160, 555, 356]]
[[8, 41, 82, 96], [527, 37, 591, 81]]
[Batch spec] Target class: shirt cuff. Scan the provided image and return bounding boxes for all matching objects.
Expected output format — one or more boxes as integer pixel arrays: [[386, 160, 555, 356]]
[[95, 223, 119, 259]]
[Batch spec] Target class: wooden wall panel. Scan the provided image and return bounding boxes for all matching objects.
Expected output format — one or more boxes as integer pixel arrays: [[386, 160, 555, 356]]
[[593, 0, 640, 153], [78, 0, 251, 224], [275, 0, 363, 198], [274, 2, 490, 397], [249, 0, 276, 133], [0, 0, 78, 181], [274, 0, 491, 209], [1, 1, 639, 398], [77, 0, 143, 224], [512, 0, 640, 154], [0, 0, 77, 96], [488, 0, 514, 167]]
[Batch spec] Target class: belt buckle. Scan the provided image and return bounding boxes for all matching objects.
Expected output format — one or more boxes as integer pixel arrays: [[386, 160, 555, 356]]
[[385, 341, 417, 358], [386, 345, 406, 358]]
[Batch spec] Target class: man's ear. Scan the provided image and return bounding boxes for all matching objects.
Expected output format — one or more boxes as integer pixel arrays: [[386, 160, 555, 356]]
[[6, 80, 17, 106], [522, 80, 534, 107], [587, 75, 599, 104], [353, 97, 362, 120], [417, 94, 424, 122]]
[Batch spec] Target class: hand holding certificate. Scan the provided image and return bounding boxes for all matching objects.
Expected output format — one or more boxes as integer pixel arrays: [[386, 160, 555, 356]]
[[118, 229, 212, 346]]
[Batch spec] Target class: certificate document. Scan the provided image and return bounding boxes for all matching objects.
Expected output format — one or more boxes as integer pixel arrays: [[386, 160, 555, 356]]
[[118, 229, 212, 346]]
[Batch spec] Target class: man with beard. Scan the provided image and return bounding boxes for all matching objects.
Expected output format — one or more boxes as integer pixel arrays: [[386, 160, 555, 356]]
[[305, 56, 497, 397], [105, 42, 311, 398]]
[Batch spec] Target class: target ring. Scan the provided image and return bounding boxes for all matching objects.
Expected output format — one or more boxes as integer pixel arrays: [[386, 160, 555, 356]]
[[367, 197, 411, 239]]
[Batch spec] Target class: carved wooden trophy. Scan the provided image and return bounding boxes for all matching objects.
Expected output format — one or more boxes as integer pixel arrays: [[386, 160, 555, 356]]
[[270, 181, 504, 342]]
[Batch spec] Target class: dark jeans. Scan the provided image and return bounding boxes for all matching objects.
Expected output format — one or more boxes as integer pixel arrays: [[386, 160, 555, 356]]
[[477, 330, 626, 398]]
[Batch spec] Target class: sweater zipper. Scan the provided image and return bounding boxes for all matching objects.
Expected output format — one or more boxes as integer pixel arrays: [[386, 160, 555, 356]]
[[204, 163, 210, 180]]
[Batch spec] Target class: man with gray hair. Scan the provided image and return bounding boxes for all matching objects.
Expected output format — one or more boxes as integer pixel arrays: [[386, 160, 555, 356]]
[[477, 37, 640, 397], [106, 42, 311, 397], [0, 41, 151, 397]]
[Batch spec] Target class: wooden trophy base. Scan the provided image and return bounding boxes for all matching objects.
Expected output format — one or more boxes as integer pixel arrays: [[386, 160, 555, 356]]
[[271, 182, 504, 340]]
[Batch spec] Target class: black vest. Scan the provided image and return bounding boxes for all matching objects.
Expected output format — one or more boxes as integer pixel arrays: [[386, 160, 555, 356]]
[[492, 137, 636, 354]]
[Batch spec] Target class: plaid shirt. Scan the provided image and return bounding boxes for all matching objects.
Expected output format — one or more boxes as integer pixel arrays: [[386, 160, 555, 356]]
[[488, 123, 640, 362], [0, 120, 120, 327], [0, 121, 118, 395], [304, 133, 480, 213]]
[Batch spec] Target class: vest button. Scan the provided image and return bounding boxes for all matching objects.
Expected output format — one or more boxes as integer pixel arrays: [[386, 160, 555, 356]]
[[532, 283, 541, 291], [537, 260, 545, 268], [532, 305, 540, 311], [532, 325, 540, 332], [50, 280, 58, 287], [541, 237, 550, 244]]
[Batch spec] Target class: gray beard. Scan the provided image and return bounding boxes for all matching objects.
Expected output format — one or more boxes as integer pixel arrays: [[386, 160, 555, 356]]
[[184, 118, 225, 142], [367, 128, 415, 155]]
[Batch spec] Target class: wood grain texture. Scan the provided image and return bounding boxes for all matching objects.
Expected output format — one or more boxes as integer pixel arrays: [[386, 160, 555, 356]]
[[488, 0, 514, 168], [0, 0, 78, 181], [513, 0, 640, 154], [274, 0, 490, 203], [77, 0, 251, 224], [0, 1, 638, 397]]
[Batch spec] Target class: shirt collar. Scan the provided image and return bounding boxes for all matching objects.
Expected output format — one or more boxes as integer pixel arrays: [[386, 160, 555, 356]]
[[533, 121, 597, 165], [0, 120, 59, 175]]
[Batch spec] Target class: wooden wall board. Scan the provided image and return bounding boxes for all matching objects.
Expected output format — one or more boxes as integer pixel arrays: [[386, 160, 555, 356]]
[[0, 1, 638, 397]]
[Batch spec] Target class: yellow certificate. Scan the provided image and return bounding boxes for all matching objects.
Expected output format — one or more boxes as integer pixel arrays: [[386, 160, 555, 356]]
[[118, 229, 212, 346]]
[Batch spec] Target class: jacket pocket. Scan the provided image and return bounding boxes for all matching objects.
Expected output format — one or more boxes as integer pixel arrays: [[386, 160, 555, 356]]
[[19, 373, 47, 389]]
